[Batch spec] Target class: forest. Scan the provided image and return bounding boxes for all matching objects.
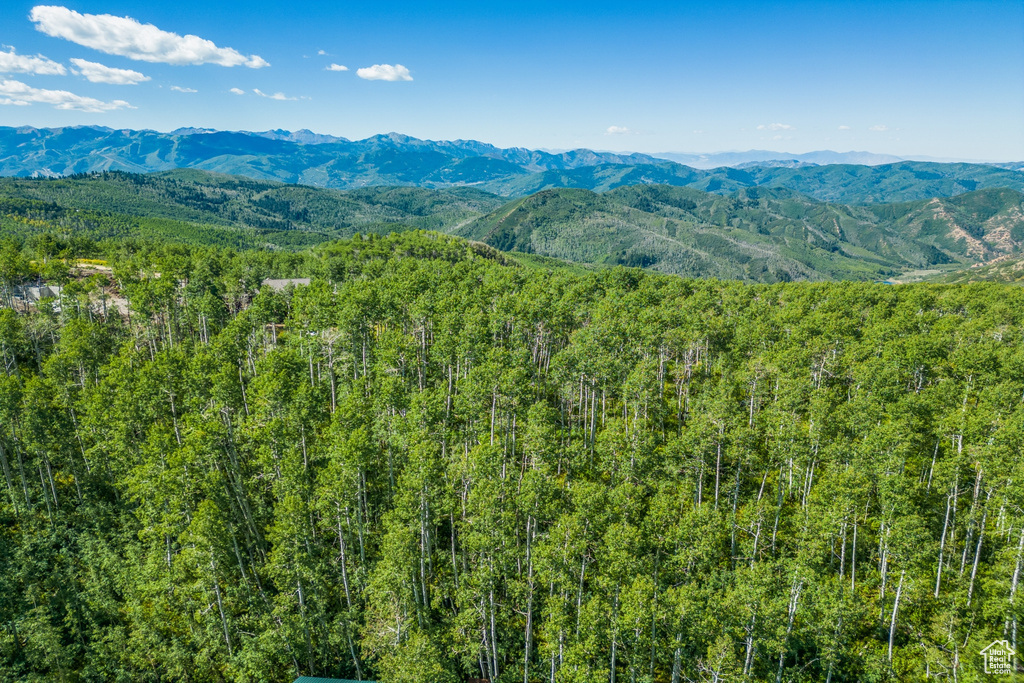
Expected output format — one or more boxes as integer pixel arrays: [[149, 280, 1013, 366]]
[[4, 170, 1023, 286], [1, 229, 1024, 682]]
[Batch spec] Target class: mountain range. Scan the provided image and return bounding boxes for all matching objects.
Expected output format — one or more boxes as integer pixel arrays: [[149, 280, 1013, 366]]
[[2, 169, 1021, 284], [651, 149, 906, 168], [2, 126, 1022, 205], [162, 131, 919, 167]]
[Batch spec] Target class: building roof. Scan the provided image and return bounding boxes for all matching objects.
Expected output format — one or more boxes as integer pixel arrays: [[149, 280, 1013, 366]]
[[262, 278, 311, 292], [294, 677, 372, 683], [15, 285, 63, 301]]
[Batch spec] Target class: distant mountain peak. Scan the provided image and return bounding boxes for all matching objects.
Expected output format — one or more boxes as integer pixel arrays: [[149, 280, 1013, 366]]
[[246, 129, 349, 144], [735, 159, 819, 169], [171, 127, 219, 135], [0, 125, 1020, 205], [653, 149, 906, 169]]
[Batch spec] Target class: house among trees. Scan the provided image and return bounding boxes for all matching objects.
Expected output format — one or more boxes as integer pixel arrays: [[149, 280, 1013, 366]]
[[14, 284, 63, 302], [262, 277, 311, 292], [9, 284, 64, 312], [293, 677, 373, 683]]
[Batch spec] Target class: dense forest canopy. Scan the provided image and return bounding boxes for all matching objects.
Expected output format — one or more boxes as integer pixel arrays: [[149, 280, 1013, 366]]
[[1, 228, 1024, 682]]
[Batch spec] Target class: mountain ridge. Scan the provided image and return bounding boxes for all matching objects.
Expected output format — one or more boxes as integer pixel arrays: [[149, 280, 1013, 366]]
[[651, 149, 907, 168], [454, 183, 1024, 281], [1, 126, 1022, 205]]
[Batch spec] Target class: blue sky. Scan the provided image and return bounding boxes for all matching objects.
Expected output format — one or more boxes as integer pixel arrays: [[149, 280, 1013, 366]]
[[0, 1, 1021, 160]]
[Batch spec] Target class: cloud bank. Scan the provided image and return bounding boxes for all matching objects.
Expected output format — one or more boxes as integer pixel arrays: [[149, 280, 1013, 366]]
[[327, 64, 348, 72], [70, 58, 149, 85], [29, 6, 269, 68], [0, 47, 66, 75], [605, 126, 631, 135], [757, 123, 794, 131], [170, 85, 197, 93], [0, 78, 131, 111], [356, 64, 412, 81]]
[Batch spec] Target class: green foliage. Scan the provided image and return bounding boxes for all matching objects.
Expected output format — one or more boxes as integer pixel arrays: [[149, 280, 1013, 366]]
[[458, 184, 1024, 282], [2, 229, 1024, 682], [4, 172, 1023, 283], [935, 256, 1024, 284], [0, 171, 506, 250]]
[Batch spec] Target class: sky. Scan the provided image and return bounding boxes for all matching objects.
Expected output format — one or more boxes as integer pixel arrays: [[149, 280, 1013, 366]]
[[0, 0, 1021, 160]]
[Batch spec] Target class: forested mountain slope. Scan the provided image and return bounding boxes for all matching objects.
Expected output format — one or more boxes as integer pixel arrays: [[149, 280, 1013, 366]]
[[1, 231, 1024, 682], [2, 126, 1022, 203], [477, 160, 1024, 204], [458, 185, 1024, 281], [933, 256, 1024, 284], [3, 172, 1022, 283], [715, 161, 1024, 204], [0, 170, 504, 237]]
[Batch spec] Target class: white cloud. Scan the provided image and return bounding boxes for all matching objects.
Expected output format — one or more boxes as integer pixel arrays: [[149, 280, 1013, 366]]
[[0, 47, 66, 75], [317, 49, 327, 56], [70, 58, 148, 84], [605, 125, 631, 135], [229, 87, 245, 95], [327, 63, 348, 72], [837, 125, 851, 130], [0, 78, 131, 111], [757, 123, 794, 131], [356, 63, 412, 81], [253, 88, 296, 101], [29, 6, 269, 68], [170, 85, 197, 93], [869, 124, 889, 132]]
